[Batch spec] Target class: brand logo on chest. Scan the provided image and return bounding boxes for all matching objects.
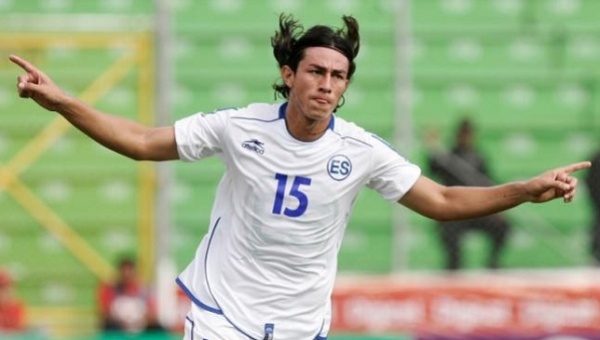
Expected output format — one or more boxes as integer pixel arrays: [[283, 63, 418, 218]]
[[242, 139, 265, 154]]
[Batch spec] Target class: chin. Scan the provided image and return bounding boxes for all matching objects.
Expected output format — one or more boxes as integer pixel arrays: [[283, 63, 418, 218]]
[[309, 104, 333, 117], [307, 110, 331, 122]]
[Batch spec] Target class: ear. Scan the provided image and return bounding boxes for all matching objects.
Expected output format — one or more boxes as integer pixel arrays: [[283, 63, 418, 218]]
[[280, 65, 294, 88]]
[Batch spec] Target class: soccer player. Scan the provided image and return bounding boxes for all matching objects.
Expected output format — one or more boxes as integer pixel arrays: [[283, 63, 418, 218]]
[[9, 14, 589, 340]]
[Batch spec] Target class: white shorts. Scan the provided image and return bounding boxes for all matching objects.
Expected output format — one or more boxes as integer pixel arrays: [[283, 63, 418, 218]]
[[183, 302, 252, 340]]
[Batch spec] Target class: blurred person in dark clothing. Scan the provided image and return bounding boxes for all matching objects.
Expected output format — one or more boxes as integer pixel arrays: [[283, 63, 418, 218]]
[[585, 150, 600, 264], [426, 118, 511, 270]]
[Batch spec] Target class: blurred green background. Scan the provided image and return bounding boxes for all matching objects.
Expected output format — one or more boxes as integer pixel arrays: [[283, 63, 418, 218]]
[[0, 0, 599, 338]]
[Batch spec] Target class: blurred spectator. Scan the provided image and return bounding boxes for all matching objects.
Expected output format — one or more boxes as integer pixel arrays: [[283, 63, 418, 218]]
[[0, 270, 26, 333], [585, 150, 600, 265], [97, 257, 163, 334], [426, 118, 512, 270]]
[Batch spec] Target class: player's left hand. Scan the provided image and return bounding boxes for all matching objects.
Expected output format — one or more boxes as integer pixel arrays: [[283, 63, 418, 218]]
[[525, 161, 591, 203]]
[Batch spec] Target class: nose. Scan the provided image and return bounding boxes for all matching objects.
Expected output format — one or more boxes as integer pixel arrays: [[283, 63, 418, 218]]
[[318, 74, 332, 93]]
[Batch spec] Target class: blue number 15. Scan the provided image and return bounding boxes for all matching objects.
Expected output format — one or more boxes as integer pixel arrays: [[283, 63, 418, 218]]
[[272, 173, 312, 217]]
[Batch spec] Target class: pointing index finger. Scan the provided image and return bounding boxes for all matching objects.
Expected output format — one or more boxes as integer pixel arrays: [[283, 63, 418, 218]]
[[562, 161, 592, 174], [9, 54, 41, 74]]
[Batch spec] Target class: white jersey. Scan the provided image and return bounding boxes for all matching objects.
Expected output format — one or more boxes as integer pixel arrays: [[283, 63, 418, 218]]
[[175, 102, 421, 340]]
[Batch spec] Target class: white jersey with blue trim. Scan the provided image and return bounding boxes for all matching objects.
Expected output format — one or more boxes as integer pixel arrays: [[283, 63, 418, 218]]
[[174, 102, 421, 340]]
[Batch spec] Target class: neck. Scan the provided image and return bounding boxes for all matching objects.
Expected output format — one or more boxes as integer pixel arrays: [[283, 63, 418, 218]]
[[284, 103, 331, 142]]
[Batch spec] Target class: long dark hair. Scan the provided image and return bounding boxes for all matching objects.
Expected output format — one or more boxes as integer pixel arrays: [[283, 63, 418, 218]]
[[271, 13, 360, 102]]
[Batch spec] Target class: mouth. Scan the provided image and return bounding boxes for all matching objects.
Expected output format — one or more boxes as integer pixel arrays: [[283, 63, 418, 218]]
[[312, 97, 331, 105]]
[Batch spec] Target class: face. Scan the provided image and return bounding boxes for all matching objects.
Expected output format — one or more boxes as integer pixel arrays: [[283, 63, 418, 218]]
[[282, 47, 350, 123], [457, 129, 474, 148], [120, 262, 136, 283]]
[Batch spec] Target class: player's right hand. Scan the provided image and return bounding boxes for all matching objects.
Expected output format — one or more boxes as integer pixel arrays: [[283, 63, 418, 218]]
[[9, 54, 69, 112]]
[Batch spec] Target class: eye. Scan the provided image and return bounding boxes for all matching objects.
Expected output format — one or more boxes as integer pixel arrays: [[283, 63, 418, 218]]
[[332, 72, 347, 80]]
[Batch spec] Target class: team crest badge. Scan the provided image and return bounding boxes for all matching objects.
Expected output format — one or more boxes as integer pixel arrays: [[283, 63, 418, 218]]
[[327, 155, 352, 181]]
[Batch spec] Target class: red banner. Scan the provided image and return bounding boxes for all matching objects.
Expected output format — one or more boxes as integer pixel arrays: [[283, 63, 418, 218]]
[[331, 274, 600, 337]]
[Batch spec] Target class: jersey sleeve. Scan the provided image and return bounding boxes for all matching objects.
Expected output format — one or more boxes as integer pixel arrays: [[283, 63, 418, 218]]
[[366, 134, 421, 202], [173, 108, 232, 161]]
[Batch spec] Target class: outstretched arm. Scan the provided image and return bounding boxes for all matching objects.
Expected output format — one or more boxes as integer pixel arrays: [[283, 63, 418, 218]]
[[9, 54, 179, 161], [399, 161, 591, 221]]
